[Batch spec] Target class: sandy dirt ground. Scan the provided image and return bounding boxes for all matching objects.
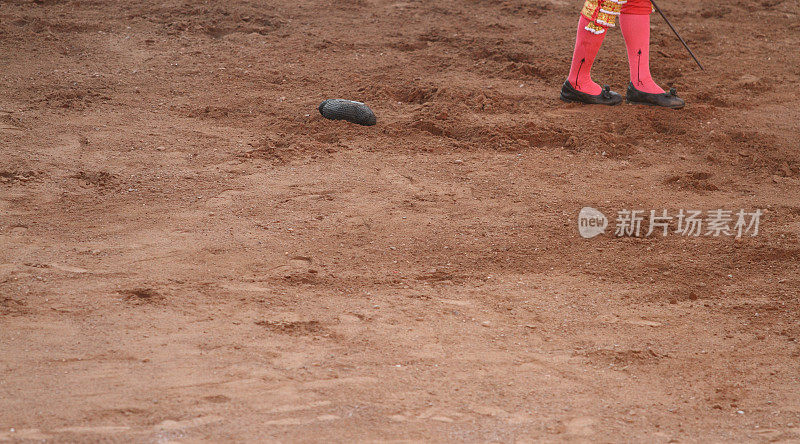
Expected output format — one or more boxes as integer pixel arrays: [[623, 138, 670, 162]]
[[1, 0, 800, 441]]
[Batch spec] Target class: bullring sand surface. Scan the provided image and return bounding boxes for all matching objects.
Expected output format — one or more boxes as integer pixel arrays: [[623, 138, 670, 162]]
[[1, 0, 800, 441]]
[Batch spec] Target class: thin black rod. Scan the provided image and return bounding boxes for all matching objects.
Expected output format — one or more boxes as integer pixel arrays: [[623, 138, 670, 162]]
[[650, 0, 705, 71]]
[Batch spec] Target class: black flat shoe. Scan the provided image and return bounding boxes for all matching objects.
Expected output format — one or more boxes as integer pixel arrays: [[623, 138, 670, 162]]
[[626, 82, 685, 109], [560, 81, 622, 106]]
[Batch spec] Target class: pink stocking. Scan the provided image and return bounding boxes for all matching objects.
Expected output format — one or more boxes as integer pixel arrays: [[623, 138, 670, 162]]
[[566, 15, 606, 95], [619, 12, 665, 94]]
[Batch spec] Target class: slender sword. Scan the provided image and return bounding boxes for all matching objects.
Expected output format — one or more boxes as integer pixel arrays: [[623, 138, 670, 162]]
[[650, 0, 705, 71]]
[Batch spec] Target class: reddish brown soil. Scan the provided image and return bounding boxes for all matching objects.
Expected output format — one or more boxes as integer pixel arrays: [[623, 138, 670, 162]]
[[2, 0, 800, 441]]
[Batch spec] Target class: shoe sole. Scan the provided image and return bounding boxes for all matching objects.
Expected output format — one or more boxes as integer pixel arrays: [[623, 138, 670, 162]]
[[625, 98, 685, 110], [560, 93, 621, 106]]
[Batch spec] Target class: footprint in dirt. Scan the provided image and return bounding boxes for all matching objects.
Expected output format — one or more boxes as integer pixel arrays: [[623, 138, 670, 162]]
[[288, 255, 312, 268], [269, 256, 318, 283], [378, 168, 418, 190], [119, 287, 162, 304], [0, 111, 22, 133], [564, 416, 597, 436]]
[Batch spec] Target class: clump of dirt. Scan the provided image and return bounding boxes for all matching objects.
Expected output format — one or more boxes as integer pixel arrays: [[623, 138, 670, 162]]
[[1, 297, 27, 316], [500, 62, 555, 81], [240, 135, 302, 164], [127, 3, 283, 37], [664, 171, 719, 191], [0, 170, 39, 184], [42, 87, 111, 110], [71, 171, 117, 190], [120, 288, 161, 304], [583, 348, 666, 366], [395, 86, 439, 104], [254, 320, 325, 336]]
